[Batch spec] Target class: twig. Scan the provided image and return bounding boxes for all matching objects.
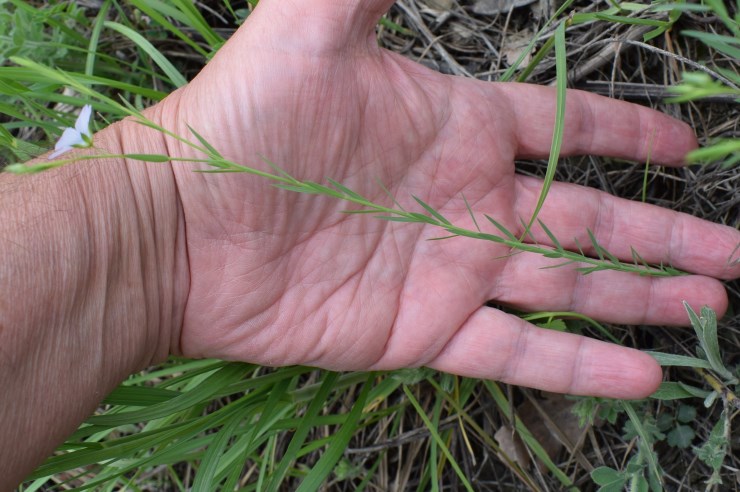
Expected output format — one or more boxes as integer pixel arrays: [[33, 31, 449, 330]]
[[396, 0, 474, 78], [588, 39, 740, 90], [563, 25, 655, 85], [575, 81, 740, 103]]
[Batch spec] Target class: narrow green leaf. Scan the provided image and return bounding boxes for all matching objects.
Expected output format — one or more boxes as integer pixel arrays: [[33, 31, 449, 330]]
[[484, 215, 518, 241], [128, 0, 211, 58], [327, 178, 366, 201], [192, 410, 243, 491], [501, 0, 576, 81], [265, 371, 340, 492], [29, 408, 224, 479], [537, 219, 564, 251], [403, 386, 474, 492], [375, 178, 407, 212], [681, 31, 740, 60], [170, 0, 225, 49], [296, 374, 374, 491], [85, 0, 111, 78], [187, 125, 224, 158], [102, 385, 181, 406], [523, 21, 567, 233], [587, 229, 620, 264], [630, 246, 649, 267], [645, 351, 711, 369], [8, 58, 168, 101], [412, 195, 451, 225], [86, 363, 251, 426], [123, 153, 171, 162], [103, 21, 188, 88], [461, 194, 481, 232], [373, 215, 418, 223], [593, 13, 669, 27], [481, 381, 574, 487]]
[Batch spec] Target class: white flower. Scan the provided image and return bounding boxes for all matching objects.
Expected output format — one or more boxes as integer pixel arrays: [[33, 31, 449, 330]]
[[48, 104, 93, 160]]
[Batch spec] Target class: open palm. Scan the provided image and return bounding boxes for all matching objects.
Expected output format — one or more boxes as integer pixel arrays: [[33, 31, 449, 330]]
[[155, 0, 739, 398]]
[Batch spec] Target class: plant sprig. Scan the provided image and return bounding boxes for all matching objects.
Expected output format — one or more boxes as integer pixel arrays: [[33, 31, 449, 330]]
[[5, 88, 684, 279]]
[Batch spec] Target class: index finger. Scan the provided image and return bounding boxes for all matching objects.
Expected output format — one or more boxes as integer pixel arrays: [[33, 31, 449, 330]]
[[496, 84, 698, 166]]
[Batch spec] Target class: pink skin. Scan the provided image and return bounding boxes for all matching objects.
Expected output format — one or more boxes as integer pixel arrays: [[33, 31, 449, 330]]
[[138, 0, 738, 399]]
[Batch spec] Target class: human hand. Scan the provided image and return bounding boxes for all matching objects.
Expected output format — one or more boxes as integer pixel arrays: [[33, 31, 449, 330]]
[[144, 0, 740, 399]]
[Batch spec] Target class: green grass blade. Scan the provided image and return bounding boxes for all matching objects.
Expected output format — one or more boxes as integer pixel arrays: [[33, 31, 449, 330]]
[[187, 124, 224, 158], [501, 0, 576, 81], [102, 385, 181, 406], [461, 194, 481, 232], [522, 21, 567, 234], [84, 0, 111, 78], [681, 31, 740, 60], [296, 373, 374, 491], [127, 0, 211, 58], [192, 408, 243, 491], [484, 215, 518, 241], [412, 195, 451, 225], [265, 371, 341, 491], [537, 220, 564, 251], [171, 0, 225, 49], [86, 363, 251, 426], [515, 35, 555, 83], [402, 385, 474, 492], [103, 21, 187, 88], [6, 59, 169, 102], [482, 381, 575, 489], [327, 178, 367, 201]]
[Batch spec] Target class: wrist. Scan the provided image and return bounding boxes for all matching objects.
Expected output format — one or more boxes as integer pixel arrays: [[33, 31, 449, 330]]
[[113, 103, 190, 362], [0, 105, 188, 488]]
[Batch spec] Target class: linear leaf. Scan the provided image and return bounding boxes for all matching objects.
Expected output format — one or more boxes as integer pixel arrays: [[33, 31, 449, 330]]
[[103, 385, 181, 406], [412, 195, 451, 225], [123, 153, 171, 162], [265, 371, 340, 492], [461, 194, 481, 232], [484, 215, 518, 241], [192, 409, 243, 491], [374, 215, 419, 223], [296, 374, 374, 491], [188, 125, 223, 158], [103, 21, 188, 88], [403, 386, 474, 492], [523, 21, 567, 233], [327, 178, 366, 201], [537, 219, 564, 251], [86, 363, 250, 426]]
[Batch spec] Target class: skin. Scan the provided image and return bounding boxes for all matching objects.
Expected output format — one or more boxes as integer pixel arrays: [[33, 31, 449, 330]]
[[1, 0, 738, 488]]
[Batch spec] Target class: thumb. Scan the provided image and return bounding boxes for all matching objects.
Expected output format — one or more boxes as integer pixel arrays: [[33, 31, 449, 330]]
[[253, 0, 396, 51]]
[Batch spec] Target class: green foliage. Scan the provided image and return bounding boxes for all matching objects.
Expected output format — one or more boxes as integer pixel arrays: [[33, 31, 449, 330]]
[[571, 397, 622, 427], [656, 403, 696, 449], [666, 1, 740, 168], [695, 412, 730, 486], [0, 0, 86, 66]]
